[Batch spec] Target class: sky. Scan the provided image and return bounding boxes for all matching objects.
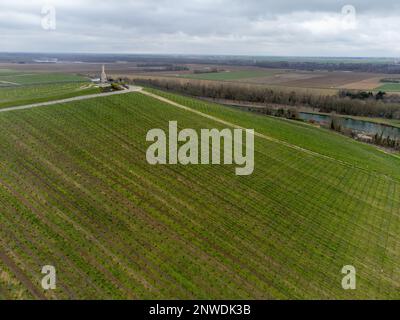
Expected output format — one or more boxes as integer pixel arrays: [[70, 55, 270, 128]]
[[1, 0, 400, 57]]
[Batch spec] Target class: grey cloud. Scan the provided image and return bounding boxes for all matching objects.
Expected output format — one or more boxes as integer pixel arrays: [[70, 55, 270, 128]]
[[1, 0, 400, 56]]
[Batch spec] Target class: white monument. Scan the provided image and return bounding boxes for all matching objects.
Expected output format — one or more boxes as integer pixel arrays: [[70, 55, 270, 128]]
[[100, 64, 107, 83]]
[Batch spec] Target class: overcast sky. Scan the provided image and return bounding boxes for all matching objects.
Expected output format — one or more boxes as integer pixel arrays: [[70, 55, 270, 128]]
[[1, 0, 400, 57]]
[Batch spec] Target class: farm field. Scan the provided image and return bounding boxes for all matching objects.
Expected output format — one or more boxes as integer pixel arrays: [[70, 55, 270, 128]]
[[181, 70, 274, 81], [338, 77, 384, 91], [0, 63, 396, 93], [0, 69, 99, 108], [146, 89, 400, 179], [13, 61, 393, 93], [0, 71, 88, 86], [275, 72, 383, 89], [0, 83, 101, 109], [0, 90, 400, 299], [164, 66, 391, 91], [237, 71, 322, 86], [252, 57, 397, 64], [0, 69, 22, 77], [230, 71, 389, 91], [376, 83, 400, 92]]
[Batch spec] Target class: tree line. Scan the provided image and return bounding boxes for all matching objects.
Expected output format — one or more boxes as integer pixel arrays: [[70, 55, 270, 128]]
[[132, 78, 400, 120], [255, 61, 400, 74]]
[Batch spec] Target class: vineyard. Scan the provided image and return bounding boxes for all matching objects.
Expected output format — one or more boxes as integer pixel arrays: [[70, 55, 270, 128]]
[[0, 90, 399, 299], [0, 72, 88, 86], [0, 69, 98, 108], [0, 83, 100, 109]]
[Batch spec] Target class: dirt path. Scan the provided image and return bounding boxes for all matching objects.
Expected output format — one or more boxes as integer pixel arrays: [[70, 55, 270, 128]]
[[0, 249, 46, 299], [0, 85, 141, 113]]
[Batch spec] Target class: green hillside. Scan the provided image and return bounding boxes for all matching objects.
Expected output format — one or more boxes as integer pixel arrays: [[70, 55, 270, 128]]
[[0, 90, 399, 299]]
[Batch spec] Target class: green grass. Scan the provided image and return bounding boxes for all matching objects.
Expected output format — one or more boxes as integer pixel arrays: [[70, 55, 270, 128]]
[[0, 70, 98, 108], [0, 73, 88, 86], [0, 260, 33, 300], [0, 69, 22, 76], [256, 57, 396, 64], [182, 70, 273, 81], [376, 83, 400, 92], [0, 90, 399, 299], [0, 83, 101, 108]]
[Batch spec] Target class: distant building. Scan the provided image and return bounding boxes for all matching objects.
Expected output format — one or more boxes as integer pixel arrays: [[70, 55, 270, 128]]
[[91, 65, 108, 85], [100, 64, 107, 83]]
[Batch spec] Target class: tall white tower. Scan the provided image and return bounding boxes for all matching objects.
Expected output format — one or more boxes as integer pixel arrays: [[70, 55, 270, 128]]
[[100, 64, 107, 83]]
